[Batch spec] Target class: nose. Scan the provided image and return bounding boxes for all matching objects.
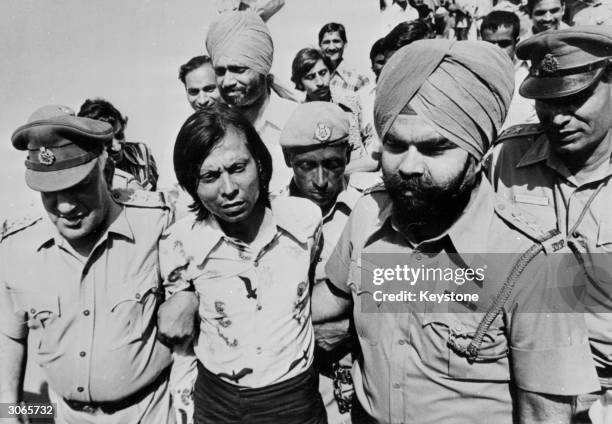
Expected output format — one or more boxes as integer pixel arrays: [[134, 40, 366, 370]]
[[397, 146, 425, 178], [314, 75, 324, 88], [312, 167, 328, 190], [222, 71, 237, 88], [220, 173, 238, 198], [55, 191, 78, 215]]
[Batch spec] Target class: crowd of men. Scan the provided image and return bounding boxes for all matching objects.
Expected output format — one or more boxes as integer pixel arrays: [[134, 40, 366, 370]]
[[2, 0, 612, 423]]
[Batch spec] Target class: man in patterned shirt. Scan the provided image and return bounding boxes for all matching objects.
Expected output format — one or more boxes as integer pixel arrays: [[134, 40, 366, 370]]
[[318, 23, 370, 98]]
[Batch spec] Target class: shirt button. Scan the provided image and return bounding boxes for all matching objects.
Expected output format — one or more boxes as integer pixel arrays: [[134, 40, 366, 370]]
[[398, 339, 405, 345], [393, 383, 401, 389], [253, 260, 259, 267], [415, 253, 422, 261], [30, 308, 36, 314], [135, 293, 141, 300], [77, 386, 84, 392], [83, 310, 90, 316], [79, 351, 86, 357], [256, 305, 262, 311]]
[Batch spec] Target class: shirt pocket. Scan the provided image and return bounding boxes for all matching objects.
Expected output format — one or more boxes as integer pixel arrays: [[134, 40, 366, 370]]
[[106, 286, 158, 350], [9, 289, 61, 355], [421, 312, 510, 381]]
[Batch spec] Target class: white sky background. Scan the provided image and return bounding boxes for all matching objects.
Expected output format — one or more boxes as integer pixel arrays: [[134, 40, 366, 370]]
[[0, 0, 383, 217]]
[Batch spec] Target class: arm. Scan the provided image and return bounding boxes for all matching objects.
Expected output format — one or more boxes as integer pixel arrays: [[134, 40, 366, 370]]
[[312, 279, 351, 324], [517, 390, 573, 424], [157, 291, 199, 345], [0, 333, 26, 404]]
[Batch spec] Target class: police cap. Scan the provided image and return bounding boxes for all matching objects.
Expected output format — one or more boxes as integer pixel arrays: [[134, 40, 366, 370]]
[[280, 101, 350, 150], [517, 26, 612, 99], [11, 105, 113, 192]]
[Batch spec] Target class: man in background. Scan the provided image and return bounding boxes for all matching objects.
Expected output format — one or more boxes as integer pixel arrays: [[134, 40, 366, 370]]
[[178, 55, 220, 111]]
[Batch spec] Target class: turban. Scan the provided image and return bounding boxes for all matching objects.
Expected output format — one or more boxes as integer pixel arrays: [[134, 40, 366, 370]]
[[206, 10, 273, 75], [374, 39, 514, 160]]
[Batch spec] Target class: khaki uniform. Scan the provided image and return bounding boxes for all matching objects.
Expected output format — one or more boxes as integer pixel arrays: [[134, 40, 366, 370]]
[[324, 179, 598, 423], [491, 126, 612, 373], [0, 190, 174, 424]]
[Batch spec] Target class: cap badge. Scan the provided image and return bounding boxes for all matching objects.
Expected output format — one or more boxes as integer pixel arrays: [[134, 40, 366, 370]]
[[539, 54, 559, 75], [38, 147, 56, 166], [314, 123, 331, 142]]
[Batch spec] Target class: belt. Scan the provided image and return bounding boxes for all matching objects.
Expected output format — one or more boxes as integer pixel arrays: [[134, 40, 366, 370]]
[[64, 366, 170, 414]]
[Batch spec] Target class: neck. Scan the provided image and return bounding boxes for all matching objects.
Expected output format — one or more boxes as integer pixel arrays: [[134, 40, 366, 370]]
[[330, 57, 343, 73], [219, 204, 266, 244], [240, 88, 270, 125], [560, 131, 612, 178], [69, 197, 122, 257]]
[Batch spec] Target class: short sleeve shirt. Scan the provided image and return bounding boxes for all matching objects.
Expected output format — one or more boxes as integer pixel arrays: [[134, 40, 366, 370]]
[[0, 201, 172, 402], [492, 132, 612, 369], [324, 179, 598, 423], [160, 197, 322, 388]]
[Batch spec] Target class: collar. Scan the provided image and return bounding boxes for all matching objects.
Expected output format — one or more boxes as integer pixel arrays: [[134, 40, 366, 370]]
[[36, 206, 134, 251], [516, 133, 550, 168], [186, 199, 313, 266], [120, 143, 146, 167], [254, 92, 293, 133]]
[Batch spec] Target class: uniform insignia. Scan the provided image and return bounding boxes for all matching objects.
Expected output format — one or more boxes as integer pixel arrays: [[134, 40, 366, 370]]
[[494, 123, 544, 145], [1, 214, 42, 241], [539, 53, 559, 75], [112, 188, 168, 208], [38, 147, 56, 166], [314, 123, 331, 142]]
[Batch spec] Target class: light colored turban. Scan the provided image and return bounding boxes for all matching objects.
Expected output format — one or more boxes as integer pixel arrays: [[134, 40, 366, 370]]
[[374, 39, 514, 160], [206, 10, 273, 75]]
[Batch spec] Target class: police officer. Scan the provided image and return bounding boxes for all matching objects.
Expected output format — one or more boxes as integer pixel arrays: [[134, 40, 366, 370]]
[[279, 101, 367, 424], [491, 26, 612, 421], [0, 105, 174, 423], [312, 39, 599, 424]]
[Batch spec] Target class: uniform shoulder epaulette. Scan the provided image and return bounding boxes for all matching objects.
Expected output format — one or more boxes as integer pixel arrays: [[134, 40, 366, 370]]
[[494, 195, 565, 253], [363, 182, 386, 195], [112, 188, 169, 209], [494, 124, 544, 146], [1, 214, 42, 241]]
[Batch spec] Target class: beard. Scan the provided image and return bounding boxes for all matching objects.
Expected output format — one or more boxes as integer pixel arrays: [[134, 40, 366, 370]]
[[382, 155, 480, 233]]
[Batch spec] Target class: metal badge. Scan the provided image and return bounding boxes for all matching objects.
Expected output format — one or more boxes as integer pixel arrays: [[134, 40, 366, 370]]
[[539, 53, 559, 75], [38, 147, 56, 166], [314, 123, 332, 142]]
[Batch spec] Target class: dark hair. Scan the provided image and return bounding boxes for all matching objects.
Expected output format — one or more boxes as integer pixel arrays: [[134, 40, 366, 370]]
[[78, 98, 127, 140], [369, 38, 386, 62], [527, 0, 564, 15], [480, 11, 520, 39], [291, 48, 333, 91], [382, 20, 431, 55], [318, 23, 347, 44], [174, 103, 272, 221], [178, 55, 213, 85]]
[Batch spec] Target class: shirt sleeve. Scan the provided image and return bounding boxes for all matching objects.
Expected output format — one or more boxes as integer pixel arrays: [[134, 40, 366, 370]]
[[508, 252, 599, 395], [0, 246, 27, 340], [159, 230, 193, 296]]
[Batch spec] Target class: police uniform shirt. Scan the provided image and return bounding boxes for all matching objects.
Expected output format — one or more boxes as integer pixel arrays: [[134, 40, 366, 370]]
[[324, 178, 598, 424], [0, 192, 173, 402], [492, 129, 612, 370], [160, 196, 321, 388]]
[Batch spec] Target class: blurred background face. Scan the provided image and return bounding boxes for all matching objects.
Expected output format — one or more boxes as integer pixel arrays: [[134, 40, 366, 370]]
[[536, 79, 612, 160], [289, 144, 348, 212], [481, 25, 517, 60], [214, 58, 268, 108], [185, 64, 219, 111], [301, 59, 331, 101], [531, 0, 564, 33], [197, 126, 261, 224], [41, 164, 112, 248], [319, 31, 345, 67]]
